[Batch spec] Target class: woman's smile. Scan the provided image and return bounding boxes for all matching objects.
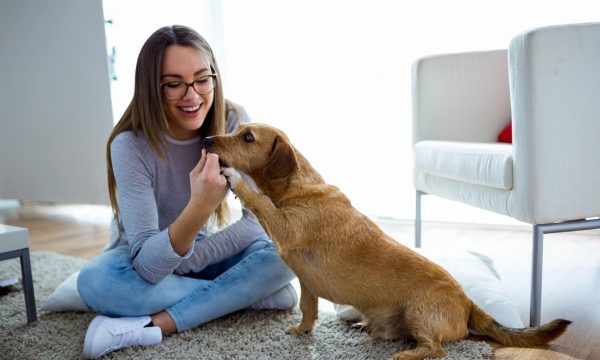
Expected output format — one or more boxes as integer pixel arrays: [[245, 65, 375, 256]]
[[177, 103, 202, 117]]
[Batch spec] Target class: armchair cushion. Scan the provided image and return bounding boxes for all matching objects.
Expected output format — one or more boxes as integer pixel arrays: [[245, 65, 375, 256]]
[[414, 141, 513, 190]]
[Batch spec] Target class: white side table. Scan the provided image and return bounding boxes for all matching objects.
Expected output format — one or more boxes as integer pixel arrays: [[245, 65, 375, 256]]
[[0, 224, 37, 323]]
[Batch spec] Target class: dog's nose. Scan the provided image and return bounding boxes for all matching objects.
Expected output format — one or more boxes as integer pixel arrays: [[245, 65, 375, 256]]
[[203, 137, 214, 146]]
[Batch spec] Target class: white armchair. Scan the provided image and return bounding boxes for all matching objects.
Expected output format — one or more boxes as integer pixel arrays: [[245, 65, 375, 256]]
[[412, 22, 600, 326]]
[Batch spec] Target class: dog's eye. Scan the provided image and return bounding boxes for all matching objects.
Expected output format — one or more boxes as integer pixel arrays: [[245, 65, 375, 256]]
[[244, 132, 255, 142]]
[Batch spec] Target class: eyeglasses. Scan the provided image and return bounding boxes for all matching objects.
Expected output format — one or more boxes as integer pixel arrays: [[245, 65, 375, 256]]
[[160, 74, 217, 100]]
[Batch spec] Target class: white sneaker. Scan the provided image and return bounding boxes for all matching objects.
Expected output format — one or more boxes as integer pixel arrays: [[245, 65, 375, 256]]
[[82, 315, 162, 359], [251, 283, 298, 310]]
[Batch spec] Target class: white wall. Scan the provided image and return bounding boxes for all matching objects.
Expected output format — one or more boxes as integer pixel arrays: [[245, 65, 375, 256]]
[[0, 0, 113, 204]]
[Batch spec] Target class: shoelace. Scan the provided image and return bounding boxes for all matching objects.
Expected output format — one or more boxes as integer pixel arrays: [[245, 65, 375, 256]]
[[108, 327, 144, 352]]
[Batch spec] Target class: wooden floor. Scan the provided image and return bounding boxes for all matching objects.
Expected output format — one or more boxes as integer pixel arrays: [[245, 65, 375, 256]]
[[2, 204, 599, 360]]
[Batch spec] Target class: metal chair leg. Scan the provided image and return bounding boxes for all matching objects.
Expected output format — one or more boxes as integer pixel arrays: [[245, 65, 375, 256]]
[[530, 218, 600, 327], [415, 190, 423, 248], [530, 225, 543, 327]]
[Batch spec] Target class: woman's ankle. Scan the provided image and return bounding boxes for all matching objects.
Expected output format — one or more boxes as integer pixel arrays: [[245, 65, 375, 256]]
[[151, 311, 177, 336]]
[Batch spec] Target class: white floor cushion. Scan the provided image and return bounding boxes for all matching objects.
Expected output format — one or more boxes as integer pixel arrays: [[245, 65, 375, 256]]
[[41, 271, 89, 312], [335, 247, 524, 329]]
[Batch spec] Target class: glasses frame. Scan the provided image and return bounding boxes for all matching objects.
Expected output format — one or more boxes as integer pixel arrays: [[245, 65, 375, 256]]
[[160, 74, 217, 100]]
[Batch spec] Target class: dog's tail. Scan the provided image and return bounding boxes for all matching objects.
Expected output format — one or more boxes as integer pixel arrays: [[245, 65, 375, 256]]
[[468, 302, 571, 347]]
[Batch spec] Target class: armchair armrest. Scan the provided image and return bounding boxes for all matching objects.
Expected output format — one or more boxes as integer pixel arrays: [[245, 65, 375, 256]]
[[412, 50, 511, 144], [508, 22, 600, 223]]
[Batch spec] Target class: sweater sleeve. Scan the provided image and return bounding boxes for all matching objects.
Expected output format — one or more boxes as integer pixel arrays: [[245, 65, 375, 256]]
[[111, 134, 193, 284], [175, 103, 266, 274], [174, 208, 266, 274]]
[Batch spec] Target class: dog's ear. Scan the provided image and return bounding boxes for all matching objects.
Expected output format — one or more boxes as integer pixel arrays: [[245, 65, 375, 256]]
[[263, 136, 298, 180]]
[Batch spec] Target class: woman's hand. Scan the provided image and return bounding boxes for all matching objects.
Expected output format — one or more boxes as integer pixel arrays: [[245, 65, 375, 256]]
[[188, 149, 228, 212], [169, 149, 228, 256]]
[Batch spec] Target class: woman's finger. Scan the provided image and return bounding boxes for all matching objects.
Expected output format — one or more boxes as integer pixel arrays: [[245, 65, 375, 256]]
[[202, 153, 222, 174], [192, 149, 208, 175]]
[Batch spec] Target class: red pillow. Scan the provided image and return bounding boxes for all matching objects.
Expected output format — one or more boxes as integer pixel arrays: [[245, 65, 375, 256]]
[[497, 122, 512, 143]]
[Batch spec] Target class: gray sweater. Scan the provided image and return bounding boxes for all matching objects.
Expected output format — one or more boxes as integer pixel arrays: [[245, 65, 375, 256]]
[[107, 105, 266, 284]]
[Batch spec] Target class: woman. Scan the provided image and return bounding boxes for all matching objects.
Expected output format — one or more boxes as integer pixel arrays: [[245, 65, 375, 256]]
[[77, 25, 297, 359]]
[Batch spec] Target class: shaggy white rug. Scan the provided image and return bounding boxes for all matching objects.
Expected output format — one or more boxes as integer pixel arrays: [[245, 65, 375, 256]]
[[0, 252, 493, 359]]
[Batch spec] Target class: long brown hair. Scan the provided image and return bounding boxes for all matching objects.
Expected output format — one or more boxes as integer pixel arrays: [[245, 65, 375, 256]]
[[106, 25, 229, 232]]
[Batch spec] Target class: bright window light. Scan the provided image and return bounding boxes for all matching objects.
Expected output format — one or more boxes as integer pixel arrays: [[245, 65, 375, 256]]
[[104, 0, 598, 224]]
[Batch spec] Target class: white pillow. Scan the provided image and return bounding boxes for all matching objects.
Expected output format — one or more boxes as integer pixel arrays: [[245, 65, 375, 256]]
[[41, 271, 90, 312], [334, 247, 524, 329]]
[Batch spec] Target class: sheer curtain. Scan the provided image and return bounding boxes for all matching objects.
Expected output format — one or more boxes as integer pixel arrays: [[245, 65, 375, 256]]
[[104, 0, 598, 222]]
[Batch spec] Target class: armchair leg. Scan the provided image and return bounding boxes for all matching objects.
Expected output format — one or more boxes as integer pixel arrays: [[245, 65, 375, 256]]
[[530, 225, 544, 327], [530, 218, 600, 327], [415, 191, 424, 248]]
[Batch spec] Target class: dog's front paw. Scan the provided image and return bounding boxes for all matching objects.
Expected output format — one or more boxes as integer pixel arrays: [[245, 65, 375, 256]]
[[221, 167, 242, 190], [287, 323, 313, 336]]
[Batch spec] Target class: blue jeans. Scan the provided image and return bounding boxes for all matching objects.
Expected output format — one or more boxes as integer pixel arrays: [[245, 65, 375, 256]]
[[77, 236, 295, 332]]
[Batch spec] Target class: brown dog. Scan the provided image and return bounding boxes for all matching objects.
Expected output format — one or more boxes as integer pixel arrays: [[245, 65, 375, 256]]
[[203, 123, 570, 360]]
